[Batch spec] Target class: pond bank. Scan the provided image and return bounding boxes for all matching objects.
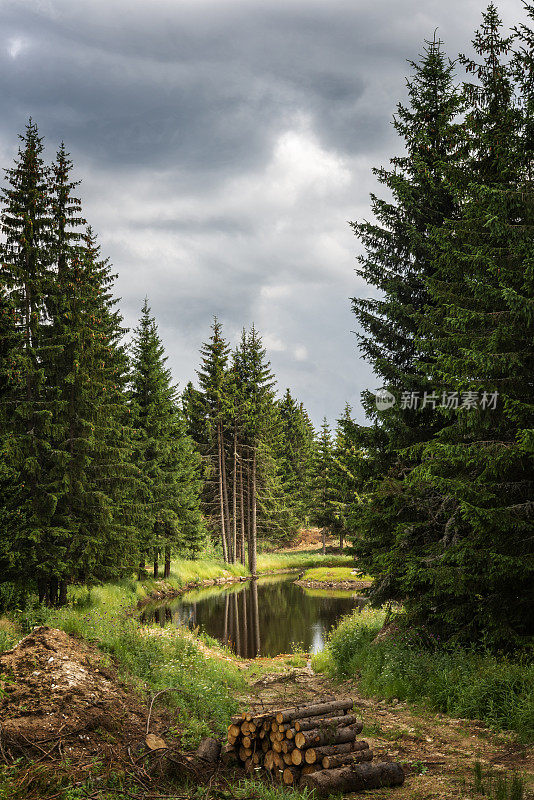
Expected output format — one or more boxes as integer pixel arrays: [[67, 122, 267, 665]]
[[138, 551, 353, 605]]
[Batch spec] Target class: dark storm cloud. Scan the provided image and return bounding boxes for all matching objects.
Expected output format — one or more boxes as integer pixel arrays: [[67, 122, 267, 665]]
[[0, 0, 528, 424]]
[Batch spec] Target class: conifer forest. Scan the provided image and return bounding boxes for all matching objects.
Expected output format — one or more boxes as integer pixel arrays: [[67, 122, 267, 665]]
[[0, 3, 533, 800]]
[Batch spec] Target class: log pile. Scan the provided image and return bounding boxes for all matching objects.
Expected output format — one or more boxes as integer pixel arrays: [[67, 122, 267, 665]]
[[224, 699, 404, 793]]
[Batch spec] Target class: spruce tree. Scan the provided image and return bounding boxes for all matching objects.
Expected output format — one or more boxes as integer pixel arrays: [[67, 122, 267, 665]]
[[237, 326, 275, 574], [0, 120, 55, 594], [196, 319, 232, 561], [43, 227, 136, 599], [310, 419, 337, 554], [349, 36, 465, 595], [275, 388, 315, 528], [130, 300, 204, 578], [399, 5, 534, 647]]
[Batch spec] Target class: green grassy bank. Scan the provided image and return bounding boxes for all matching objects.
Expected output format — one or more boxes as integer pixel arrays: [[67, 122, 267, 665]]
[[151, 550, 353, 592], [0, 550, 351, 741], [312, 608, 534, 743]]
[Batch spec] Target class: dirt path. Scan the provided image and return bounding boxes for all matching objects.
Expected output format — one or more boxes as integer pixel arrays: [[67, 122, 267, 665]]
[[237, 661, 533, 800]]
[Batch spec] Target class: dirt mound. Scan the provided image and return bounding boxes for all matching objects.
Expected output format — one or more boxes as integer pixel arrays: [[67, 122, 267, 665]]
[[284, 528, 338, 551], [0, 626, 162, 764]]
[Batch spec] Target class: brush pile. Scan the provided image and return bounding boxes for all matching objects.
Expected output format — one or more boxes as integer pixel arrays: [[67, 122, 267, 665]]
[[224, 698, 404, 795]]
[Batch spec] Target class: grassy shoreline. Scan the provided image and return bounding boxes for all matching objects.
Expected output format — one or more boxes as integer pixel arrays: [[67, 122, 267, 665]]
[[0, 550, 352, 745], [148, 550, 353, 591], [312, 608, 534, 744]]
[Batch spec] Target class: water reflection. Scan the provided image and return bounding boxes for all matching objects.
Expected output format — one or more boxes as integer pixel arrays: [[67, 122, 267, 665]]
[[140, 573, 367, 658]]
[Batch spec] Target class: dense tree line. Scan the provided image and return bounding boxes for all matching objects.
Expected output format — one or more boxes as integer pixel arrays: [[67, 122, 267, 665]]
[[182, 321, 316, 573], [0, 125, 204, 605], [344, 4, 534, 649], [0, 125, 319, 602]]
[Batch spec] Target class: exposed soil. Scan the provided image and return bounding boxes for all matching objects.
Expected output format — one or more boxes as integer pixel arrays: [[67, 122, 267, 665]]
[[281, 527, 339, 551], [0, 626, 168, 768], [238, 665, 534, 799]]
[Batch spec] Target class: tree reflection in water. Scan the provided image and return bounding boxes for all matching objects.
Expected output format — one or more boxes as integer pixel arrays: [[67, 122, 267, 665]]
[[140, 574, 366, 657]]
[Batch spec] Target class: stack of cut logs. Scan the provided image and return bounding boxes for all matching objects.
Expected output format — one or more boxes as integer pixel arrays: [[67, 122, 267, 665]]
[[224, 699, 404, 795]]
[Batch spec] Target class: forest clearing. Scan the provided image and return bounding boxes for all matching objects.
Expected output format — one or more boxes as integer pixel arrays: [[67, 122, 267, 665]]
[[1, 0, 533, 798]]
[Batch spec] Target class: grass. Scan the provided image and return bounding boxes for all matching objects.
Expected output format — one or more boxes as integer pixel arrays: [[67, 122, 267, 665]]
[[256, 551, 352, 572], [138, 551, 352, 592], [300, 566, 373, 582], [312, 608, 534, 743], [473, 761, 525, 800], [9, 578, 244, 747]]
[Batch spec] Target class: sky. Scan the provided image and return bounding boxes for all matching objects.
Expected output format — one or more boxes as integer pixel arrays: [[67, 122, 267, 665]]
[[0, 0, 526, 426]]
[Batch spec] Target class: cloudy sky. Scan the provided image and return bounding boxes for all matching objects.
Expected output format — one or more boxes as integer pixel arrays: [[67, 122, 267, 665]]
[[0, 0, 525, 426]]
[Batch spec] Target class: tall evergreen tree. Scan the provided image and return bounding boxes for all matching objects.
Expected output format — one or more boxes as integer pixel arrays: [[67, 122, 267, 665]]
[[275, 389, 315, 527], [310, 419, 337, 554], [0, 120, 55, 593], [349, 36, 465, 603], [196, 319, 232, 561], [232, 326, 276, 574], [42, 227, 137, 599], [399, 5, 534, 647], [130, 300, 204, 578]]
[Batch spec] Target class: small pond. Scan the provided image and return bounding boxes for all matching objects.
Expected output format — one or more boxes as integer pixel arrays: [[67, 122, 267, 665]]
[[140, 572, 367, 657]]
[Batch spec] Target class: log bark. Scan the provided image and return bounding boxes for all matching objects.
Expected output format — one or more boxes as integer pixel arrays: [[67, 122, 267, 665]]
[[195, 737, 221, 763], [300, 762, 405, 796], [295, 712, 359, 732], [305, 741, 361, 765], [322, 749, 373, 769], [302, 764, 322, 775], [281, 740, 296, 754], [283, 766, 301, 785], [295, 722, 362, 750], [220, 743, 237, 764], [275, 699, 354, 724]]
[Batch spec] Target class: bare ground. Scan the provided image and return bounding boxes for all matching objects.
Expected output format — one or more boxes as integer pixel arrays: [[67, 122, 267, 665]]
[[239, 661, 534, 799]]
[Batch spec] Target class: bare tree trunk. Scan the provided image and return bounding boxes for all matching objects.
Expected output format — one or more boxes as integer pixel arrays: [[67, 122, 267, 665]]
[[239, 460, 246, 566], [164, 546, 171, 579], [220, 425, 232, 561], [247, 458, 252, 565], [58, 580, 68, 607], [322, 528, 326, 555], [218, 425, 229, 562], [49, 577, 59, 607], [138, 557, 146, 581], [340, 532, 344, 553], [153, 549, 159, 579], [249, 446, 257, 576], [231, 426, 238, 564]]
